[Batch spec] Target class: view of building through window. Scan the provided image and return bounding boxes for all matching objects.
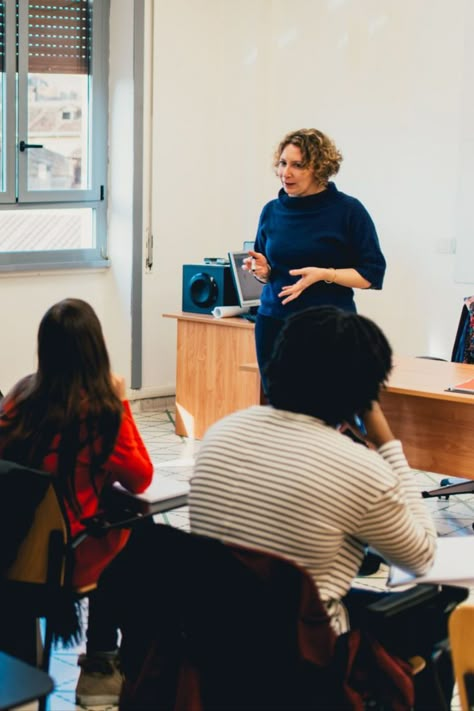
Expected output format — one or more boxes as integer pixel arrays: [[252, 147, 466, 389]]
[[0, 70, 3, 193], [0, 0, 108, 266], [26, 72, 89, 191]]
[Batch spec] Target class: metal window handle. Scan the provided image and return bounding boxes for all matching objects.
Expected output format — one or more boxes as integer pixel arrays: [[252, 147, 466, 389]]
[[19, 140, 44, 151]]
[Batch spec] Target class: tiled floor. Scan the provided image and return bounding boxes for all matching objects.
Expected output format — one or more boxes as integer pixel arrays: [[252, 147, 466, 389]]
[[27, 404, 474, 710]]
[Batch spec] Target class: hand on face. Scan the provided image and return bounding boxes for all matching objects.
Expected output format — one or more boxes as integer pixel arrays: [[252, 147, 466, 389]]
[[278, 267, 326, 305], [339, 402, 393, 450], [361, 401, 394, 448]]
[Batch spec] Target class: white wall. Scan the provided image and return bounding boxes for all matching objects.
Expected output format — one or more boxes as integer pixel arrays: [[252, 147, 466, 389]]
[[2, 0, 474, 398], [0, 1, 136, 395], [142, 0, 474, 398]]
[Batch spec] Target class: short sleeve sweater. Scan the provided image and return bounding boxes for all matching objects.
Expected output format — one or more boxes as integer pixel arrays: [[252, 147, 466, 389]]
[[254, 182, 386, 319]]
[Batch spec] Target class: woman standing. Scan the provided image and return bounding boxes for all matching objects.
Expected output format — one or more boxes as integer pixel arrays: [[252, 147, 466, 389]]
[[245, 128, 386, 391]]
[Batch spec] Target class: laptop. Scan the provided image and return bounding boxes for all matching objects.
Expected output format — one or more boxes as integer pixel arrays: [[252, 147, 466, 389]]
[[228, 250, 264, 309]]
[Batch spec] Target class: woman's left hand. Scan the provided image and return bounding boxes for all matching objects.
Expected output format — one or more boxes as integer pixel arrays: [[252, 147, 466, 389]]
[[278, 267, 326, 305]]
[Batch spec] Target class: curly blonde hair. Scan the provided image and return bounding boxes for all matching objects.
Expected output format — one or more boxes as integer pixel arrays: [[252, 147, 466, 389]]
[[273, 128, 343, 185]]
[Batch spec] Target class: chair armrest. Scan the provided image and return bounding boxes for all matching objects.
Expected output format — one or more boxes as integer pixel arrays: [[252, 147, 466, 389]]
[[73, 509, 148, 549], [73, 482, 189, 549], [363, 584, 469, 659], [366, 584, 441, 618], [366, 584, 468, 623]]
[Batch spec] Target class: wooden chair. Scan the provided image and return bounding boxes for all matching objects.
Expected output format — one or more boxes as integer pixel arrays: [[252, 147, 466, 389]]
[[449, 603, 474, 711]]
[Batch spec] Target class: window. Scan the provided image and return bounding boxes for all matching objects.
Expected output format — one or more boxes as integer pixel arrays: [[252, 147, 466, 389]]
[[0, 0, 109, 271]]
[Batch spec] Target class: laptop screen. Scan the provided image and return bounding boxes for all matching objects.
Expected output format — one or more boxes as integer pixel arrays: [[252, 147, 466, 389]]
[[228, 251, 264, 308]]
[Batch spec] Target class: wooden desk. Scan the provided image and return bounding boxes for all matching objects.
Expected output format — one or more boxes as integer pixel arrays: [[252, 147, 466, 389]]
[[166, 312, 474, 478], [242, 356, 474, 480], [379, 355, 474, 479], [164, 312, 260, 439]]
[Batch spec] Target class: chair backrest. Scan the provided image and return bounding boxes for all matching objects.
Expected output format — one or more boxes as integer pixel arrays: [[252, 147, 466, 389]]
[[449, 603, 474, 711], [6, 483, 68, 586], [0, 459, 70, 587], [0, 459, 80, 659], [113, 524, 413, 711], [0, 459, 67, 581], [115, 524, 338, 710], [451, 297, 474, 363]]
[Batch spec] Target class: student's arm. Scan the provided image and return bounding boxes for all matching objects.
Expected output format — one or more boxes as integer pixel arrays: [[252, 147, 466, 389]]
[[104, 400, 154, 493], [357, 437, 437, 576], [354, 403, 436, 574]]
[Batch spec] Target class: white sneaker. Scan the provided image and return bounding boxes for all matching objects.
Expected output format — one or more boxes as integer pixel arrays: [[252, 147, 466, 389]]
[[75, 652, 123, 706]]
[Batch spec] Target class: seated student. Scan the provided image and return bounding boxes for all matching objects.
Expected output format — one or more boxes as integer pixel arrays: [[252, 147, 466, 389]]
[[0, 298, 154, 706], [189, 305, 460, 707]]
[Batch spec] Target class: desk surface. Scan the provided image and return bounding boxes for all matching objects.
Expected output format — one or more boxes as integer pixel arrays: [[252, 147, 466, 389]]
[[381, 357, 474, 477], [103, 479, 189, 520], [386, 355, 474, 402], [164, 311, 254, 330], [0, 652, 54, 711]]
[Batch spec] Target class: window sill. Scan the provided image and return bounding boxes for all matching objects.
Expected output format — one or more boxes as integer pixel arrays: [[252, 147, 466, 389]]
[[0, 259, 111, 276]]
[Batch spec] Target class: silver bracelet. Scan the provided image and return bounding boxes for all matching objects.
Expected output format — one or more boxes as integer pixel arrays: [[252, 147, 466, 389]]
[[324, 267, 337, 284]]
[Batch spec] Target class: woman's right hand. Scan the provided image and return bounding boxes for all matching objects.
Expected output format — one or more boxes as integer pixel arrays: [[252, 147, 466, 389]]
[[111, 372, 126, 400], [242, 250, 271, 282]]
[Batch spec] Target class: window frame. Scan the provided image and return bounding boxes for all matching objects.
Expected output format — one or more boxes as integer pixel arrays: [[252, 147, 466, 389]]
[[1, 0, 16, 203], [0, 0, 110, 272]]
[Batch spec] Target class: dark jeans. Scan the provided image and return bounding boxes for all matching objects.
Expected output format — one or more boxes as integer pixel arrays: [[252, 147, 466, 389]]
[[254, 313, 285, 396], [86, 518, 156, 655]]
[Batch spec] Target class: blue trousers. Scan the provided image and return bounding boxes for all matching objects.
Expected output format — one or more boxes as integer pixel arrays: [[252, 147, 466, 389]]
[[254, 313, 285, 396]]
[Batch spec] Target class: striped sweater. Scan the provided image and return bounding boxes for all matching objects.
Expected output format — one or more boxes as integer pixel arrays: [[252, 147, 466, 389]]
[[189, 405, 437, 633]]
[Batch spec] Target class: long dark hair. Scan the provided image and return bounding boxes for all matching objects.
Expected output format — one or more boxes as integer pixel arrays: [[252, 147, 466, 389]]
[[0, 299, 123, 515]]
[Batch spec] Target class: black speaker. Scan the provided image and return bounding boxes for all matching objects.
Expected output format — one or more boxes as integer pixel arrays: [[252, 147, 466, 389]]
[[182, 264, 238, 314]]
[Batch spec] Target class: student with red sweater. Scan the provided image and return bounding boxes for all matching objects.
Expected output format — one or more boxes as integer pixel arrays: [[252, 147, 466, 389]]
[[0, 298, 154, 705]]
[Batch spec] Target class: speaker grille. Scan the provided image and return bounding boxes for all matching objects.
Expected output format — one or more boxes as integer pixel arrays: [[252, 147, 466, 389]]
[[189, 272, 218, 307], [182, 264, 238, 314]]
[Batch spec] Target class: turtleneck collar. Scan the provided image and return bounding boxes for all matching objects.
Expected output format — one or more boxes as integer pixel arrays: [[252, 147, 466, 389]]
[[278, 181, 338, 210]]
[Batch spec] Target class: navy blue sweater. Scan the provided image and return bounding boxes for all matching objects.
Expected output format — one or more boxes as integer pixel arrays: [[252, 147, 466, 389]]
[[254, 182, 386, 319]]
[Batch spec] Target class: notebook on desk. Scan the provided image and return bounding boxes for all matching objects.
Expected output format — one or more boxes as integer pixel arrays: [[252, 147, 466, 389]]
[[105, 478, 189, 516], [446, 377, 474, 394], [388, 536, 474, 588]]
